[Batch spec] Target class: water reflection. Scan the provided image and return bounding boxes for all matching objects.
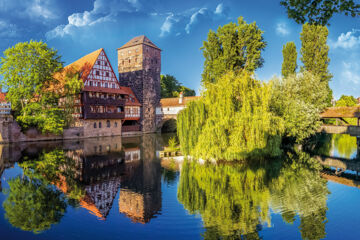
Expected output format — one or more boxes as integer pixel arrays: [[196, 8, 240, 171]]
[[1, 133, 359, 239], [178, 150, 329, 239], [0, 134, 167, 233]]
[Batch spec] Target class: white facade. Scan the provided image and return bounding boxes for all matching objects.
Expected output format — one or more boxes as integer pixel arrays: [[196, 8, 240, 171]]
[[156, 106, 185, 115]]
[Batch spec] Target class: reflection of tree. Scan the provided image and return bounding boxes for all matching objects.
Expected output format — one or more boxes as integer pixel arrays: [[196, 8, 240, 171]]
[[333, 134, 357, 159], [178, 160, 272, 238], [20, 149, 85, 201], [178, 149, 330, 239], [270, 151, 329, 240], [2, 176, 66, 234]]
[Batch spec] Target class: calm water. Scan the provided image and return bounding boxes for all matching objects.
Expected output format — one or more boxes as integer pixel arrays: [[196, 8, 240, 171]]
[[1, 133, 360, 239]]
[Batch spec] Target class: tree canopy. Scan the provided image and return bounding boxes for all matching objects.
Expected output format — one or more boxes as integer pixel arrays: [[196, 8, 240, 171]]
[[201, 17, 266, 87], [280, 0, 360, 25], [300, 23, 332, 104], [281, 42, 297, 78], [161, 74, 196, 98], [0, 41, 83, 134], [336, 95, 358, 107]]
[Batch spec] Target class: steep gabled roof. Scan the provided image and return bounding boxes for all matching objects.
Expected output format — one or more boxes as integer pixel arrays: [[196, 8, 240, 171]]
[[118, 35, 161, 50], [122, 87, 141, 106], [65, 48, 103, 79]]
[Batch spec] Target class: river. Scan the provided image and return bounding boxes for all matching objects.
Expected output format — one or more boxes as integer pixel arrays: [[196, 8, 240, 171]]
[[0, 133, 360, 239]]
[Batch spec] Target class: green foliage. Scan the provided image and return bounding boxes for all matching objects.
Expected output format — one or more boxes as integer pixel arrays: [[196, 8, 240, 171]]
[[178, 160, 272, 238], [0, 41, 84, 134], [2, 176, 66, 234], [333, 134, 357, 158], [280, 0, 360, 25], [178, 149, 329, 239], [168, 136, 178, 152], [0, 40, 63, 115], [201, 17, 266, 87], [161, 74, 196, 98], [177, 100, 207, 155], [281, 42, 297, 78], [271, 71, 328, 142], [300, 23, 332, 104], [336, 95, 357, 107], [178, 72, 284, 161]]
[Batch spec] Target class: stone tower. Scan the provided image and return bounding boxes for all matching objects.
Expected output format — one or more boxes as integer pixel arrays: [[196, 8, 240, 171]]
[[118, 36, 161, 133]]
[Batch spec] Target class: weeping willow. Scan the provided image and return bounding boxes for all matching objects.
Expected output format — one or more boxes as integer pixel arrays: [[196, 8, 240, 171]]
[[177, 71, 284, 161], [178, 160, 273, 238]]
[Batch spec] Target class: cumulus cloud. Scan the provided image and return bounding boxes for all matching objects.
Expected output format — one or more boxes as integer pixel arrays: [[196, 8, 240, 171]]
[[330, 29, 360, 49], [46, 0, 144, 39], [276, 22, 290, 36], [215, 3, 224, 15], [0, 20, 18, 38], [342, 62, 360, 84]]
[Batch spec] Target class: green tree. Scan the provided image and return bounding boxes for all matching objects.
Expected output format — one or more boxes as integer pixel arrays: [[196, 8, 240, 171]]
[[2, 176, 67, 233], [201, 17, 266, 87], [161, 74, 180, 98], [0, 40, 63, 116], [271, 71, 328, 142], [161, 74, 196, 98], [178, 71, 284, 161], [300, 23, 332, 104], [281, 42, 297, 78], [280, 0, 360, 25], [336, 95, 357, 107]]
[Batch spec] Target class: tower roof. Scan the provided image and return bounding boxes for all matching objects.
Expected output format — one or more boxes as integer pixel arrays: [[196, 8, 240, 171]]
[[118, 35, 161, 50]]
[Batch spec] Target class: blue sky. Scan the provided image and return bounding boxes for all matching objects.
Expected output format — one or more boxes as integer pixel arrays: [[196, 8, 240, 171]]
[[0, 0, 359, 99]]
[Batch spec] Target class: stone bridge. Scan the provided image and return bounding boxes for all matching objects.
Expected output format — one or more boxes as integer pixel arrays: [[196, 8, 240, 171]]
[[155, 96, 200, 132]]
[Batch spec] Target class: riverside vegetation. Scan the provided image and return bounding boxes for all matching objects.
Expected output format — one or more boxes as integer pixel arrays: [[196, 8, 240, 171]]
[[177, 18, 332, 161]]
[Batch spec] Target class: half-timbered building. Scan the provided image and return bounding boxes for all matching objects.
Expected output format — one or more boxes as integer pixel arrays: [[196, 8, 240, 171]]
[[57, 48, 141, 137]]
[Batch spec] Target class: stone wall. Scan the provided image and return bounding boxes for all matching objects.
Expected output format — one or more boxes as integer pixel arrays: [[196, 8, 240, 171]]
[[0, 118, 123, 143]]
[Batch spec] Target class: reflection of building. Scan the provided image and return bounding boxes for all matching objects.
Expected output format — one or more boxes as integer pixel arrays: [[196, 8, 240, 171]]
[[119, 134, 162, 223]]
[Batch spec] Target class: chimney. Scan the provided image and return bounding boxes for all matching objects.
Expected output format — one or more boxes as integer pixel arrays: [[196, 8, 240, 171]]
[[179, 92, 183, 104]]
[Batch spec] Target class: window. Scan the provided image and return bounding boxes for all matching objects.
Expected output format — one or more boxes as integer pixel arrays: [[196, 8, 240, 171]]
[[129, 59, 131, 63], [99, 122, 102, 128], [155, 59, 157, 64], [96, 71, 99, 76], [106, 72, 109, 77], [112, 83, 115, 88], [97, 82, 100, 87], [105, 83, 108, 88], [105, 62, 107, 66], [118, 107, 122, 113], [97, 61, 100, 65], [89, 81, 93, 86], [107, 120, 110, 128], [94, 122, 97, 128], [114, 122, 118, 128], [122, 60, 124, 65]]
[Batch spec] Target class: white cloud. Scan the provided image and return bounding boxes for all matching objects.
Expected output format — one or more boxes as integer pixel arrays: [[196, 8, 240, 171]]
[[159, 4, 229, 37], [342, 62, 360, 84], [46, 0, 143, 39], [215, 3, 224, 15], [0, 20, 17, 38], [185, 8, 209, 34], [276, 22, 290, 36], [0, 0, 57, 21], [331, 29, 360, 49], [160, 13, 179, 37]]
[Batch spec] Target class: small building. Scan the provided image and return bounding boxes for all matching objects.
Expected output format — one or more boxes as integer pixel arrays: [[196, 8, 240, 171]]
[[0, 92, 12, 121], [156, 93, 200, 116]]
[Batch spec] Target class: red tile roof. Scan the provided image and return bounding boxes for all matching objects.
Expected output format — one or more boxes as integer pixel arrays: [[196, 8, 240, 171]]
[[0, 92, 7, 102], [160, 96, 200, 107], [118, 35, 161, 50]]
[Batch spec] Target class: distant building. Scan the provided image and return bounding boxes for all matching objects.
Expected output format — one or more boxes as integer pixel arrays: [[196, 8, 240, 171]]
[[156, 93, 200, 116]]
